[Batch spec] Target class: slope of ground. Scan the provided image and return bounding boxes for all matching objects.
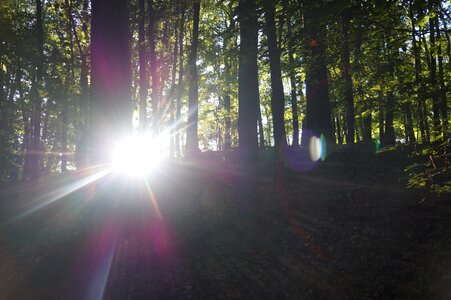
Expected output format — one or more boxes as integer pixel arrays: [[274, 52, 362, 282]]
[[0, 145, 450, 299]]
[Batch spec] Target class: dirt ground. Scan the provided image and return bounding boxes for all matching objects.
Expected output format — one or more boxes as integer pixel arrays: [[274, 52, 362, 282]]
[[1, 147, 450, 299]]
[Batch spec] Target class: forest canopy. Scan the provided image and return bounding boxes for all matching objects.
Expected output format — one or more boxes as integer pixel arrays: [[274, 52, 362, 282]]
[[0, 0, 450, 181]]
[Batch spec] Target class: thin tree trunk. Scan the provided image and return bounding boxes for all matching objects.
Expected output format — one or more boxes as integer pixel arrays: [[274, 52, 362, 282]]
[[139, 0, 147, 132], [223, 16, 234, 151], [378, 93, 384, 143], [175, 6, 185, 158], [263, 0, 287, 154], [61, 0, 75, 172], [362, 109, 372, 142], [336, 116, 343, 145], [148, 0, 160, 135], [342, 6, 355, 145], [169, 14, 179, 158], [428, 1, 440, 138], [28, 0, 44, 178], [409, 2, 427, 143], [185, 0, 200, 156], [383, 34, 396, 146], [436, 19, 448, 136], [285, 2, 299, 147], [258, 94, 265, 148], [71, 0, 89, 167]]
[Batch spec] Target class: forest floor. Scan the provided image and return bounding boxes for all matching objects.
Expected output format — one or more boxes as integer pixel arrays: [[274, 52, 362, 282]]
[[0, 144, 451, 299]]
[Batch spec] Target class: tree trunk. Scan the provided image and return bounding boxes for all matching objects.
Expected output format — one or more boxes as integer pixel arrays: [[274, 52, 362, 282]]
[[238, 0, 259, 160], [428, 1, 440, 139], [436, 19, 448, 136], [404, 101, 416, 144], [285, 2, 299, 147], [302, 1, 335, 144], [139, 0, 147, 133], [169, 13, 179, 158], [362, 109, 372, 142], [342, 6, 355, 145], [378, 94, 384, 143], [185, 0, 200, 156], [263, 0, 287, 154], [258, 93, 265, 148], [90, 0, 132, 163], [223, 16, 235, 151], [148, 0, 160, 135], [175, 6, 185, 158], [28, 0, 44, 178], [72, 0, 89, 168], [336, 116, 343, 145], [409, 2, 427, 143], [384, 91, 396, 145]]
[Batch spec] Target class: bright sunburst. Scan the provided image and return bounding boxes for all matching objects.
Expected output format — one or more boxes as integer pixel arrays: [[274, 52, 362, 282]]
[[111, 134, 165, 175]]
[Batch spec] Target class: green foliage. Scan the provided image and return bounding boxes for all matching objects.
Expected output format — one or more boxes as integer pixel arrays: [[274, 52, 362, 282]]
[[405, 141, 451, 197]]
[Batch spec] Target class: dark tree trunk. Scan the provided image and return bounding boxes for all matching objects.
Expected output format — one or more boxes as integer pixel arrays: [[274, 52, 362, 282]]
[[185, 0, 200, 156], [362, 109, 372, 142], [409, 2, 428, 143], [90, 0, 132, 163], [302, 1, 335, 144], [428, 1, 440, 138], [342, 7, 355, 145], [258, 92, 265, 148], [169, 14, 179, 158], [223, 16, 235, 151], [384, 90, 396, 145], [61, 91, 68, 172], [378, 95, 384, 143], [148, 0, 160, 134], [175, 6, 185, 158], [263, 0, 287, 154], [336, 116, 343, 145], [286, 2, 299, 147], [238, 0, 259, 160], [28, 0, 44, 179], [138, 0, 147, 133], [436, 19, 448, 136], [404, 101, 416, 144], [61, 0, 75, 173], [72, 0, 89, 168], [383, 34, 396, 146]]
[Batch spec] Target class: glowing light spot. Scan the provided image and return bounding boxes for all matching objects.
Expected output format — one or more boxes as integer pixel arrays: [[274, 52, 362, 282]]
[[309, 134, 327, 162], [111, 135, 164, 176]]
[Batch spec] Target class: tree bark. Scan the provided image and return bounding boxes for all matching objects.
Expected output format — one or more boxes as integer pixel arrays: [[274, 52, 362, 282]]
[[263, 0, 287, 154], [72, 0, 89, 168], [28, 0, 44, 178], [409, 1, 428, 143], [185, 0, 200, 156], [302, 1, 335, 144], [428, 1, 440, 139], [139, 0, 147, 133], [238, 0, 259, 161], [285, 2, 299, 147], [90, 0, 132, 163], [223, 15, 235, 151], [342, 6, 355, 145], [436, 18, 448, 136], [175, 6, 185, 158], [148, 0, 160, 135]]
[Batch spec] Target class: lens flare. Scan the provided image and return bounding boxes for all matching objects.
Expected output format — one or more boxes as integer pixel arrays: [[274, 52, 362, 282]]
[[309, 134, 327, 162], [111, 135, 163, 175]]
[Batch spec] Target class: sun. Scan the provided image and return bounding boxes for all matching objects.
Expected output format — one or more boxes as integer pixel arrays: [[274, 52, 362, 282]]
[[111, 135, 164, 176]]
